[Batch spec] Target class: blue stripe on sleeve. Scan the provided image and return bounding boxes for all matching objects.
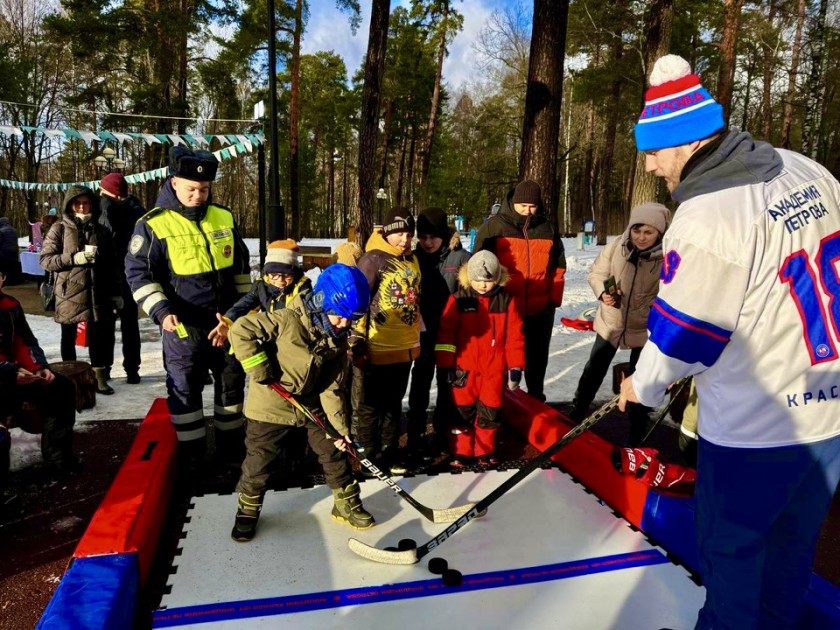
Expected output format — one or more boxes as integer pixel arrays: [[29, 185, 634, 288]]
[[648, 298, 732, 367]]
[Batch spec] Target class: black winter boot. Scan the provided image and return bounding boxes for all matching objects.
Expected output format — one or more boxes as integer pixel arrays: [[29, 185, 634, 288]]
[[331, 480, 375, 530], [93, 368, 114, 395], [231, 493, 262, 542]]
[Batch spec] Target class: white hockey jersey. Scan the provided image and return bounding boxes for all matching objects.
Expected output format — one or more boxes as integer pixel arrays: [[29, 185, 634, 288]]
[[633, 131, 840, 448]]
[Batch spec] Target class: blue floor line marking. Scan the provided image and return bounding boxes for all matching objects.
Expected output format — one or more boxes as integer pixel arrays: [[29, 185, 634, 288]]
[[153, 549, 668, 627]]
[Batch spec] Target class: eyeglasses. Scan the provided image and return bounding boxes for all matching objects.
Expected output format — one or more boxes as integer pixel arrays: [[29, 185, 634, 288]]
[[266, 272, 294, 281]]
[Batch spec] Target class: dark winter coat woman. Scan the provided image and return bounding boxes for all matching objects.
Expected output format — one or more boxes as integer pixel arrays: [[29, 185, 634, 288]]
[[570, 202, 671, 444], [0, 217, 18, 275], [40, 186, 121, 394]]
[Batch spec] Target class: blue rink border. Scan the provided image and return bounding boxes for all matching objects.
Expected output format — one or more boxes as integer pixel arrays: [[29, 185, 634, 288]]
[[153, 549, 668, 627]]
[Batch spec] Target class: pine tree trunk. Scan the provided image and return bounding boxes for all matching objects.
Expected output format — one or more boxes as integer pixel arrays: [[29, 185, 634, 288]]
[[356, 0, 391, 245], [289, 0, 303, 239], [579, 102, 596, 231], [596, 29, 624, 245], [742, 53, 756, 131], [630, 0, 673, 208], [418, 3, 449, 194], [406, 127, 417, 209], [378, 99, 393, 191], [760, 0, 778, 141], [342, 133, 350, 234], [518, 0, 569, 223], [802, 0, 828, 159], [716, 0, 744, 127], [780, 0, 807, 149]]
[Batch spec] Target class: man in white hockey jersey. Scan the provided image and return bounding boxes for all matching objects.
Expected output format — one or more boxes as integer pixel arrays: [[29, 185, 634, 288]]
[[620, 54, 840, 629]]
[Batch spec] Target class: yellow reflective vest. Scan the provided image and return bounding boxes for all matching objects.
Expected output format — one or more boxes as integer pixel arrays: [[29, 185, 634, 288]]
[[146, 204, 237, 275]]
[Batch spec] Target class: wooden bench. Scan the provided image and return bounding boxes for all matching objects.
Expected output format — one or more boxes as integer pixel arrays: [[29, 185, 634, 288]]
[[297, 244, 334, 271]]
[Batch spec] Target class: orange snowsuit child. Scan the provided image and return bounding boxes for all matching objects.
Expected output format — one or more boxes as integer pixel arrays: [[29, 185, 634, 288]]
[[435, 251, 526, 467]]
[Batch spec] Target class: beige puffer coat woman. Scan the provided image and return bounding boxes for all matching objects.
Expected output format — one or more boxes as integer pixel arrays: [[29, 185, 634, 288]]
[[588, 202, 671, 349], [40, 186, 120, 325]]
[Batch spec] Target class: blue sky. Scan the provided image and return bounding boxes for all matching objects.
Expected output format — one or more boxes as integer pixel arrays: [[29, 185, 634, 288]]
[[302, 0, 527, 88]]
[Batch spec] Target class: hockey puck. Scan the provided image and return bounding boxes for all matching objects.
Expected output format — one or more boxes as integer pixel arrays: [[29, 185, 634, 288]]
[[428, 557, 448, 574], [442, 569, 463, 587], [398, 538, 417, 550]]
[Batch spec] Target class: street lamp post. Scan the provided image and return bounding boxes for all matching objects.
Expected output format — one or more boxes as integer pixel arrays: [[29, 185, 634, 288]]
[[376, 187, 386, 226], [94, 146, 126, 173]]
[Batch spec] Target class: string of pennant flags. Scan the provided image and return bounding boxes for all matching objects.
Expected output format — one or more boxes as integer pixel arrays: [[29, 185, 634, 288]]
[[0, 125, 266, 191], [0, 124, 265, 149]]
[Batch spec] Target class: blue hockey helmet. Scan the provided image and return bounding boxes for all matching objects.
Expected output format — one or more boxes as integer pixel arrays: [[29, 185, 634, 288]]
[[315, 263, 370, 320]]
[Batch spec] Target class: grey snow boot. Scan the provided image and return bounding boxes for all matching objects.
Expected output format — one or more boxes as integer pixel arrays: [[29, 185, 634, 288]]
[[331, 480, 375, 530], [231, 493, 262, 542]]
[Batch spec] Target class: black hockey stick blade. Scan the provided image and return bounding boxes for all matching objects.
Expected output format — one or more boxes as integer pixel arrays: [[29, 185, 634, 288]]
[[349, 394, 621, 565], [268, 383, 474, 524], [638, 378, 692, 446]]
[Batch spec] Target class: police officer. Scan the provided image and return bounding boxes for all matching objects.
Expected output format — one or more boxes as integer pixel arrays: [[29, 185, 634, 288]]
[[125, 147, 252, 466]]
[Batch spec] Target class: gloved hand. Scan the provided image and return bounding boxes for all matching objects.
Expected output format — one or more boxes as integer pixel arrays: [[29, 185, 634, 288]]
[[446, 369, 468, 388], [442, 368, 456, 385], [73, 251, 95, 265], [350, 342, 369, 368], [611, 446, 658, 477], [112, 296, 124, 312], [507, 368, 522, 390]]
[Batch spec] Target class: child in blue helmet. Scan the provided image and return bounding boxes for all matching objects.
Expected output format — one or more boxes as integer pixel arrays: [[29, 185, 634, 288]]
[[228, 263, 372, 541]]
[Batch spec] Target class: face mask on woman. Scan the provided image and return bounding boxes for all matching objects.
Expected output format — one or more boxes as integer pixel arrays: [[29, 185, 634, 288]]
[[75, 213, 93, 223]]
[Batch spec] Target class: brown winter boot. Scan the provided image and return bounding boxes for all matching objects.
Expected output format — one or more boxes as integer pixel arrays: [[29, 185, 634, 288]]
[[231, 493, 262, 542], [331, 480, 375, 530]]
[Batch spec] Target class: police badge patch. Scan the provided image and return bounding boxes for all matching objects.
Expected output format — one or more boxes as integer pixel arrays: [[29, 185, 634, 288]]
[[223, 244, 232, 258], [129, 234, 144, 255]]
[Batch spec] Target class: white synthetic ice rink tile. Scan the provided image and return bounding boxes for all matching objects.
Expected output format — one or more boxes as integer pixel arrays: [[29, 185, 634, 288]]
[[156, 469, 704, 629]]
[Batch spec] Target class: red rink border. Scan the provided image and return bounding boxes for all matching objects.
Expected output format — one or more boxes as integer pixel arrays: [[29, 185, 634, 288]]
[[37, 398, 176, 629]]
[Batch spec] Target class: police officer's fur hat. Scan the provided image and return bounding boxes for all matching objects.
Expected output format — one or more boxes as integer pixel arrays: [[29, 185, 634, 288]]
[[169, 146, 218, 182]]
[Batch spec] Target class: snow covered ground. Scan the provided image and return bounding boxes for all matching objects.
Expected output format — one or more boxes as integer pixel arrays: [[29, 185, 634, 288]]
[[11, 237, 627, 471]]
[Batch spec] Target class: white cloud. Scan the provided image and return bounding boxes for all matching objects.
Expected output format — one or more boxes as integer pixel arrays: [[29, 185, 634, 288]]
[[302, 0, 519, 85], [442, 0, 499, 90], [302, 1, 372, 76]]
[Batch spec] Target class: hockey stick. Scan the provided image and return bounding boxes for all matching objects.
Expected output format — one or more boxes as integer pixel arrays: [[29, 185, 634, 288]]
[[348, 394, 621, 565], [268, 382, 474, 524], [637, 378, 691, 446]]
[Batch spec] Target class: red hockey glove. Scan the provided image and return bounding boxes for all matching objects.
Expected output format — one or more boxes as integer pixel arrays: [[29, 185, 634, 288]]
[[640, 457, 697, 492], [611, 446, 659, 477]]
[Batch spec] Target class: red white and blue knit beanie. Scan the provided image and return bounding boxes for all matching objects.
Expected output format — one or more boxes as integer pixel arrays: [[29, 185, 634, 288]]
[[634, 55, 725, 151]]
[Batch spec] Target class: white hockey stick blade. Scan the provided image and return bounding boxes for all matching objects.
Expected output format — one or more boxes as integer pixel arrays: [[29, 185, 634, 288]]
[[348, 538, 420, 565], [431, 502, 476, 524]]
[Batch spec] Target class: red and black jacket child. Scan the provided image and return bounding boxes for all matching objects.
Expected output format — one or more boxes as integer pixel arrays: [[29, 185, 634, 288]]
[[435, 251, 525, 466]]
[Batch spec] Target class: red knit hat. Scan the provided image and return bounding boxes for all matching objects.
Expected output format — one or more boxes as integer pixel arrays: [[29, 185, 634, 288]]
[[100, 172, 128, 198]]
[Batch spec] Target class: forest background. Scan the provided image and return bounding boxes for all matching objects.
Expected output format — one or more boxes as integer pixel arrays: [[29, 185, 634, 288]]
[[0, 0, 838, 245]]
